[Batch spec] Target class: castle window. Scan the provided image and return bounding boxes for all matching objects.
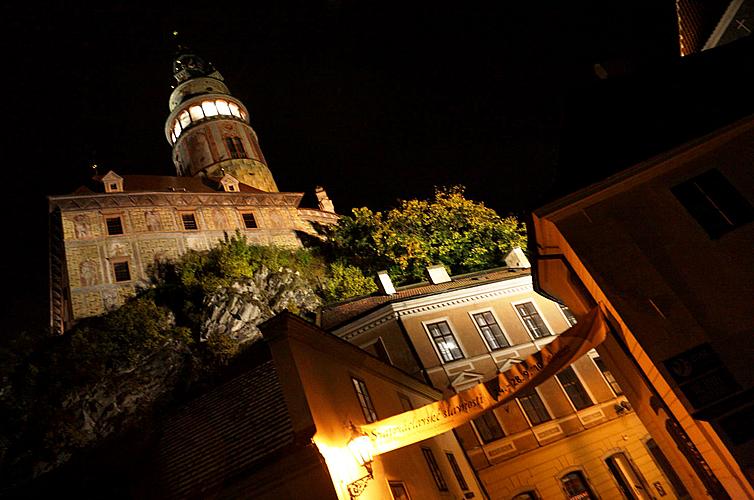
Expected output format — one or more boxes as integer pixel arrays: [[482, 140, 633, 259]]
[[472, 411, 505, 443], [173, 120, 182, 139], [514, 302, 551, 339], [226, 137, 247, 159], [216, 99, 231, 115], [517, 388, 551, 425], [189, 105, 204, 122], [228, 102, 241, 117], [112, 261, 131, 282], [472, 311, 509, 350], [178, 110, 191, 128], [556, 366, 593, 410], [351, 377, 378, 423], [181, 213, 198, 230], [201, 100, 218, 117], [426, 321, 464, 363], [105, 216, 124, 235], [242, 212, 257, 228], [672, 168, 754, 239]]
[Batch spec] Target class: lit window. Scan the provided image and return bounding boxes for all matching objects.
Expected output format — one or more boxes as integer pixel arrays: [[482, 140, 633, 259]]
[[201, 100, 218, 117], [240, 110, 247, 120], [228, 101, 241, 117], [112, 261, 131, 282], [421, 447, 448, 492], [216, 99, 231, 115], [560, 304, 578, 326], [472, 411, 505, 443], [181, 213, 198, 230], [556, 366, 593, 410], [242, 213, 257, 229], [515, 302, 551, 339], [189, 105, 204, 122], [105, 216, 124, 235], [445, 453, 469, 491], [561, 471, 596, 499], [593, 356, 623, 395], [173, 120, 181, 138], [672, 168, 754, 239], [170, 131, 176, 143], [352, 377, 378, 423], [472, 311, 509, 350], [517, 388, 551, 425], [179, 110, 191, 128], [426, 321, 464, 363]]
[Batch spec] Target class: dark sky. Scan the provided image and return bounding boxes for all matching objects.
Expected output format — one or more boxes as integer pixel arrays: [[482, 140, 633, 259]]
[[2, 1, 728, 333]]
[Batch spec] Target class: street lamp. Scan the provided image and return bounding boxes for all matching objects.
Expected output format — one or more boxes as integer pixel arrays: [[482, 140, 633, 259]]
[[346, 424, 374, 498]]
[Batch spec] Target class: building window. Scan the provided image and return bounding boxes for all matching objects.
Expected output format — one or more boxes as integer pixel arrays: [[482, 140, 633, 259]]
[[645, 438, 690, 498], [515, 302, 551, 339], [593, 356, 623, 395], [556, 366, 593, 410], [560, 304, 578, 326], [512, 491, 540, 500], [398, 393, 414, 412], [388, 481, 411, 500], [105, 216, 124, 235], [561, 471, 596, 499], [671, 168, 754, 239], [445, 452, 469, 491], [605, 452, 650, 500], [351, 377, 378, 423], [517, 388, 551, 425], [226, 136, 247, 159], [472, 411, 505, 444], [426, 321, 464, 362], [242, 212, 257, 228], [181, 213, 198, 230], [421, 447, 448, 492], [112, 261, 131, 282], [472, 311, 509, 350]]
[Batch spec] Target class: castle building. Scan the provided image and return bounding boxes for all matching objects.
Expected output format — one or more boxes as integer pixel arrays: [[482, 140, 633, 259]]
[[530, 115, 754, 498], [48, 48, 337, 334], [321, 263, 683, 499]]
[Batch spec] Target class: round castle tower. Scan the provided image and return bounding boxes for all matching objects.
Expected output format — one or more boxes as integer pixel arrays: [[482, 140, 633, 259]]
[[164, 48, 278, 192]]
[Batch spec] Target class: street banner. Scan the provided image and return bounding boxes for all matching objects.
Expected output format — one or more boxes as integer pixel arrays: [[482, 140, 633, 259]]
[[359, 305, 609, 455]]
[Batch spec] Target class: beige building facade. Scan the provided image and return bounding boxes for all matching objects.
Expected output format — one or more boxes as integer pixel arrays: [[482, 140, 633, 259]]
[[530, 115, 754, 498], [323, 267, 682, 499]]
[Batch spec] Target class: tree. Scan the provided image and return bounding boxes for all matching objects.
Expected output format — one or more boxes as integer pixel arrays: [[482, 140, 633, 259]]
[[326, 186, 526, 284]]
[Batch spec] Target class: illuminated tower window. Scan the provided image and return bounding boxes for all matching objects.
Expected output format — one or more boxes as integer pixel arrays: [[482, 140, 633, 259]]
[[225, 137, 247, 159]]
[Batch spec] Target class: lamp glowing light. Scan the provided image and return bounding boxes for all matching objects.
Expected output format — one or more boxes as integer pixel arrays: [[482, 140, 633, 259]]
[[346, 424, 375, 498]]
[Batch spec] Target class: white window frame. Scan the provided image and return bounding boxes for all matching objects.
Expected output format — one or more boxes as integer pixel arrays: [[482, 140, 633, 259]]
[[554, 364, 596, 411], [588, 351, 622, 397], [421, 317, 467, 364], [558, 303, 578, 327], [467, 307, 512, 352], [515, 385, 554, 427], [511, 299, 556, 340], [470, 408, 505, 444]]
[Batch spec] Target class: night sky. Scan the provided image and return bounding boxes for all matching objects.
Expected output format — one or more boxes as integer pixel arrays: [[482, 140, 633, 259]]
[[6, 2, 752, 334]]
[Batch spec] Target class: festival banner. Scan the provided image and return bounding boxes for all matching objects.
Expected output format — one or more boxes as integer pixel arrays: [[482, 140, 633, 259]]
[[359, 305, 609, 455]]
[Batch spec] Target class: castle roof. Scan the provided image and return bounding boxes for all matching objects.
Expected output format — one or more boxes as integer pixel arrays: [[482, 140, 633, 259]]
[[72, 174, 266, 195]]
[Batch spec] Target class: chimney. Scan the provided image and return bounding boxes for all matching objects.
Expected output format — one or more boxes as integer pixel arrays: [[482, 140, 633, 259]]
[[505, 247, 530, 268], [377, 270, 396, 295], [315, 186, 335, 213], [426, 264, 451, 285]]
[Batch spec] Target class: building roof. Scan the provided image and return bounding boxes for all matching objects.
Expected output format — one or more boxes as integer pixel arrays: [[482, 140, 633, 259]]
[[74, 174, 266, 195], [320, 267, 531, 331], [151, 358, 298, 499]]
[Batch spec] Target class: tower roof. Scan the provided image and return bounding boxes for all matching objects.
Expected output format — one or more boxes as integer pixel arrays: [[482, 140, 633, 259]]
[[172, 45, 223, 84]]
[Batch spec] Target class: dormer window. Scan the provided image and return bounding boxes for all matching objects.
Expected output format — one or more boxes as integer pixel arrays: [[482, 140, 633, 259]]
[[219, 174, 240, 193], [102, 171, 124, 193]]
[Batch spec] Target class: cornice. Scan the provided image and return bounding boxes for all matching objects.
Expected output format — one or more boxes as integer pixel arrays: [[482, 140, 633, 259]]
[[334, 276, 533, 341], [48, 191, 304, 212]]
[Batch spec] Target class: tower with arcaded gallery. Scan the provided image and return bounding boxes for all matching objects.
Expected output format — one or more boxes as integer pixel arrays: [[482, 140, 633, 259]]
[[165, 47, 278, 192]]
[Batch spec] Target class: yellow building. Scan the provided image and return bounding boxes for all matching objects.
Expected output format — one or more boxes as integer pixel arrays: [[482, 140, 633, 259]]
[[48, 47, 337, 334], [145, 312, 484, 500], [530, 115, 754, 498], [322, 262, 681, 499]]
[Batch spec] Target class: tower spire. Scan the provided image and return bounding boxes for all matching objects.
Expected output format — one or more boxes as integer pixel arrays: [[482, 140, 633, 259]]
[[164, 44, 278, 192]]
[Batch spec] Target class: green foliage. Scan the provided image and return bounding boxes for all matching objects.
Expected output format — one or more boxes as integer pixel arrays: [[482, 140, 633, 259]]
[[322, 262, 378, 303], [326, 186, 527, 285]]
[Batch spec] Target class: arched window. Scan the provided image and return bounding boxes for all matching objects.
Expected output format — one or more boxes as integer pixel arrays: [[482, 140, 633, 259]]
[[561, 471, 596, 499], [512, 491, 539, 500]]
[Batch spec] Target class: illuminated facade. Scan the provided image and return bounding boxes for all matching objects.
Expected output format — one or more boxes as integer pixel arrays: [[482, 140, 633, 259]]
[[145, 312, 484, 500], [48, 47, 337, 333], [322, 266, 680, 499], [531, 115, 754, 498]]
